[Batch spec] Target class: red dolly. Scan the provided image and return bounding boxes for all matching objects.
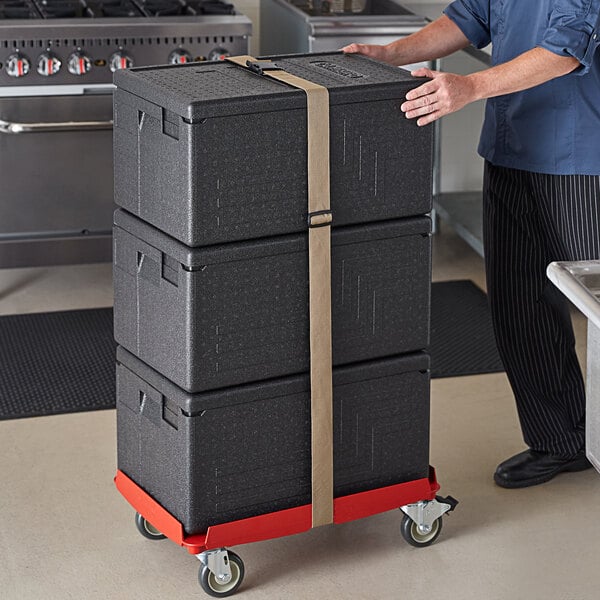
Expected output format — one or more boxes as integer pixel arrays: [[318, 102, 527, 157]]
[[116, 468, 457, 597]]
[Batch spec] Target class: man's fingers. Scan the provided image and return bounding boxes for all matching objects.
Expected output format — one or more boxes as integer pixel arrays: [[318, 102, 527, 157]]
[[406, 81, 438, 100], [404, 102, 439, 120], [403, 71, 468, 125], [402, 77, 445, 117], [341, 43, 389, 61], [341, 43, 372, 55], [410, 67, 442, 78], [416, 111, 441, 126], [411, 67, 433, 78], [401, 96, 437, 114], [405, 80, 437, 102]]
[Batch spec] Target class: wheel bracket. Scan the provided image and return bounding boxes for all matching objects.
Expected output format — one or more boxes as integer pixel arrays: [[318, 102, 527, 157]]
[[400, 495, 458, 531], [197, 548, 233, 585]]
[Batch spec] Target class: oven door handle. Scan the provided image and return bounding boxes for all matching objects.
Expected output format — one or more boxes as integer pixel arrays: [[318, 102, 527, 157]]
[[0, 118, 113, 134]]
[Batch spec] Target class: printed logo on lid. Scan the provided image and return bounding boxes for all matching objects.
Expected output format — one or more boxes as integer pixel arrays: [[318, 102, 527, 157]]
[[310, 61, 365, 79]]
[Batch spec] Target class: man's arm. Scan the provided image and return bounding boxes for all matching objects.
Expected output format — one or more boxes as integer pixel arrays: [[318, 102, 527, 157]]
[[403, 48, 580, 127], [341, 15, 471, 66]]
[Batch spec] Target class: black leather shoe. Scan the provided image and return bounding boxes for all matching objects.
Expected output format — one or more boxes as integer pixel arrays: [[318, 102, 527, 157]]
[[494, 449, 592, 489]]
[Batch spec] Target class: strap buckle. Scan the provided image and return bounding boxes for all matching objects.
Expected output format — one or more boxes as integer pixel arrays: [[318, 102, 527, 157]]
[[308, 210, 333, 228], [246, 60, 283, 75]]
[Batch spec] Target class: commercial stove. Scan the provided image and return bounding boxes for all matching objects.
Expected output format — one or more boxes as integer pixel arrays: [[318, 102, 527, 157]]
[[260, 0, 428, 60], [0, 0, 251, 268]]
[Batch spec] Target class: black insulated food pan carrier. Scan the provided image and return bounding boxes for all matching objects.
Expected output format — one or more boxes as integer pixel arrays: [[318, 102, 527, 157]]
[[116, 346, 430, 536], [113, 209, 432, 393], [113, 52, 434, 247]]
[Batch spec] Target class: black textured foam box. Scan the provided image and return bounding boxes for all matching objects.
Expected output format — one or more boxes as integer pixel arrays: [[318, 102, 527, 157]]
[[113, 209, 431, 393], [113, 52, 434, 246], [116, 346, 430, 536]]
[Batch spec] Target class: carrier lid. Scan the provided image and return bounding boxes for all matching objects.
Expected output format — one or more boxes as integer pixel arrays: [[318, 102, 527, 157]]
[[116, 346, 430, 415], [113, 51, 423, 121], [113, 208, 431, 269]]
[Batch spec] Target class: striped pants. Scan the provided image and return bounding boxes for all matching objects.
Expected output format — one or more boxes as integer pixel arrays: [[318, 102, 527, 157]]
[[483, 162, 600, 457]]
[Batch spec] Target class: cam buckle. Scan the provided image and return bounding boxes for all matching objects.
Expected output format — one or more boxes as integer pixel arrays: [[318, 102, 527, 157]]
[[246, 60, 282, 75], [308, 210, 333, 228]]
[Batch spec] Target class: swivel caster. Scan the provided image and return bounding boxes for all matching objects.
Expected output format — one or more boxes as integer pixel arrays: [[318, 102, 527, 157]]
[[400, 512, 442, 547], [134, 512, 166, 540], [400, 495, 458, 548], [197, 548, 245, 597]]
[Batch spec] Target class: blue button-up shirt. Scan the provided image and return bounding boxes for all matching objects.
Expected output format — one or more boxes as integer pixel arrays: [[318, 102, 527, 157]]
[[444, 0, 600, 175]]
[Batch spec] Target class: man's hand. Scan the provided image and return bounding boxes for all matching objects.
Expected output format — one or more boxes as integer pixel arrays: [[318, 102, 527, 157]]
[[402, 49, 580, 127], [401, 67, 477, 126], [341, 43, 393, 65]]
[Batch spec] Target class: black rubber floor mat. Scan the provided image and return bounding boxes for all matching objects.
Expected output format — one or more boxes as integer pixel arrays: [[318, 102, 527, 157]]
[[0, 308, 116, 420], [430, 280, 504, 378], [0, 280, 503, 420]]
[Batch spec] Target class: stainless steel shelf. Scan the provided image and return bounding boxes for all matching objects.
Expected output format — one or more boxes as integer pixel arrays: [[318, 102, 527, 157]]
[[434, 191, 484, 257], [0, 234, 112, 269]]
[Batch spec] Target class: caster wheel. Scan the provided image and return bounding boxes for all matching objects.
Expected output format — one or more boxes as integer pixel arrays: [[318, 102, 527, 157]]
[[199, 551, 244, 598], [400, 513, 442, 547], [134, 512, 166, 540]]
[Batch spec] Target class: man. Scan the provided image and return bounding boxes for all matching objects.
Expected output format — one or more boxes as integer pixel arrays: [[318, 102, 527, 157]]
[[343, 1, 600, 488]]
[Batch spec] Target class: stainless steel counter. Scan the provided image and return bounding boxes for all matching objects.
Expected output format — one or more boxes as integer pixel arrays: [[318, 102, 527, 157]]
[[547, 261, 600, 475]]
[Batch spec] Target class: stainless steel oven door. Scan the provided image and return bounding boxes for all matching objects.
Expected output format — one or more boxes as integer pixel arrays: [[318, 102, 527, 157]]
[[0, 93, 114, 267]]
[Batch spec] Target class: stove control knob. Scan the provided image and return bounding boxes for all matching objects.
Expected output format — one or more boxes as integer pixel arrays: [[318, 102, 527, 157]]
[[109, 50, 133, 72], [208, 48, 231, 62], [67, 51, 92, 76], [37, 51, 61, 77], [168, 49, 192, 65], [5, 53, 30, 78]]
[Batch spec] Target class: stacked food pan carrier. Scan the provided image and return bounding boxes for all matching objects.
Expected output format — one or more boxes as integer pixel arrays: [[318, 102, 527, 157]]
[[112, 51, 457, 597]]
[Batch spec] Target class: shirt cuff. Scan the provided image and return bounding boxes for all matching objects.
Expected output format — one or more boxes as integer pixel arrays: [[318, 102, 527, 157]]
[[443, 1, 491, 49], [539, 10, 600, 75]]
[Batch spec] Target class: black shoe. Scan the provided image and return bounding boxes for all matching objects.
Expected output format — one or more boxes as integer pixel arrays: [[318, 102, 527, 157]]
[[494, 449, 592, 489]]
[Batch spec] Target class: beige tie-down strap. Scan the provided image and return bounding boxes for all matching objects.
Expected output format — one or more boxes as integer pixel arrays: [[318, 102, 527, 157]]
[[227, 55, 334, 528]]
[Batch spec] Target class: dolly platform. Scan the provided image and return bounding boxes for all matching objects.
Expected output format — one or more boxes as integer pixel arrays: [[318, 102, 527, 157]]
[[116, 468, 457, 597]]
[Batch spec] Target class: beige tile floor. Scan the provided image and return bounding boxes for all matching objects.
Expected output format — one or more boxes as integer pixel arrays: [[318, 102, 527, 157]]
[[1, 224, 599, 600]]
